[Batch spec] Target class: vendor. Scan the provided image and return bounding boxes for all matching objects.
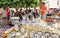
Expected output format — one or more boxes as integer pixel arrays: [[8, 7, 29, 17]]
[[0, 8, 14, 38], [0, 17, 9, 38]]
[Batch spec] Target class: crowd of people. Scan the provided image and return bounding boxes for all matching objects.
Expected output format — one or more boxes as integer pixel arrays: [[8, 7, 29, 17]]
[[0, 6, 40, 30], [18, 7, 40, 21], [0, 2, 60, 38], [0, 2, 60, 29], [0, 6, 40, 38]]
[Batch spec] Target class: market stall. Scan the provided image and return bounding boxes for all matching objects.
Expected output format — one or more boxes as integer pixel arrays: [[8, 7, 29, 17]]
[[2, 17, 60, 38]]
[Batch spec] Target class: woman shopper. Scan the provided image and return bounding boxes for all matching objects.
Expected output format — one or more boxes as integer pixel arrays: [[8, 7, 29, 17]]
[[5, 7, 10, 20]]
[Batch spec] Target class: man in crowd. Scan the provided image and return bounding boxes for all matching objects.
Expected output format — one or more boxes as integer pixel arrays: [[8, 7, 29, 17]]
[[41, 2, 47, 20], [47, 9, 53, 16], [28, 7, 31, 13], [32, 7, 37, 18], [25, 7, 29, 14], [18, 8, 23, 21]]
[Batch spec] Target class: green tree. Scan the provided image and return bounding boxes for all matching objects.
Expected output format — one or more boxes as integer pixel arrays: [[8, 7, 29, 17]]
[[0, 0, 39, 8], [39, 0, 42, 8]]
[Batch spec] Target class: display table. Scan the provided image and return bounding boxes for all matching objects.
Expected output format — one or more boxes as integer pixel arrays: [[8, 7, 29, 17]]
[[4, 24, 60, 38], [5, 27, 15, 38], [3, 17, 60, 38]]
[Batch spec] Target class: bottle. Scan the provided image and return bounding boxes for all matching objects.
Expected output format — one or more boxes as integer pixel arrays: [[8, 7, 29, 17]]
[[14, 24, 19, 31], [15, 32, 21, 38], [51, 33, 59, 38], [33, 33, 39, 38], [33, 34, 37, 38], [38, 31, 43, 36], [30, 30, 35, 38], [41, 35, 46, 38], [21, 28, 25, 34]]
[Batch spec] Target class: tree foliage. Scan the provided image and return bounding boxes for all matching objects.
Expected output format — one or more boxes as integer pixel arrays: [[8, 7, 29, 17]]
[[0, 0, 39, 8]]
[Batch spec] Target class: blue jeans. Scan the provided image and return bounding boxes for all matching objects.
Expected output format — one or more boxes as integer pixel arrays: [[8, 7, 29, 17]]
[[41, 15, 46, 20], [7, 16, 10, 20]]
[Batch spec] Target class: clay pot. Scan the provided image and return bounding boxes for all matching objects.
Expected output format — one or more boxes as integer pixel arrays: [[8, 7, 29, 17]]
[[45, 18, 54, 22], [57, 13, 60, 16]]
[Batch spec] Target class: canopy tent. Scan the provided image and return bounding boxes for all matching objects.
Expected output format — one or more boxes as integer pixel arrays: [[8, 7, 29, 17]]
[[46, 0, 60, 8]]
